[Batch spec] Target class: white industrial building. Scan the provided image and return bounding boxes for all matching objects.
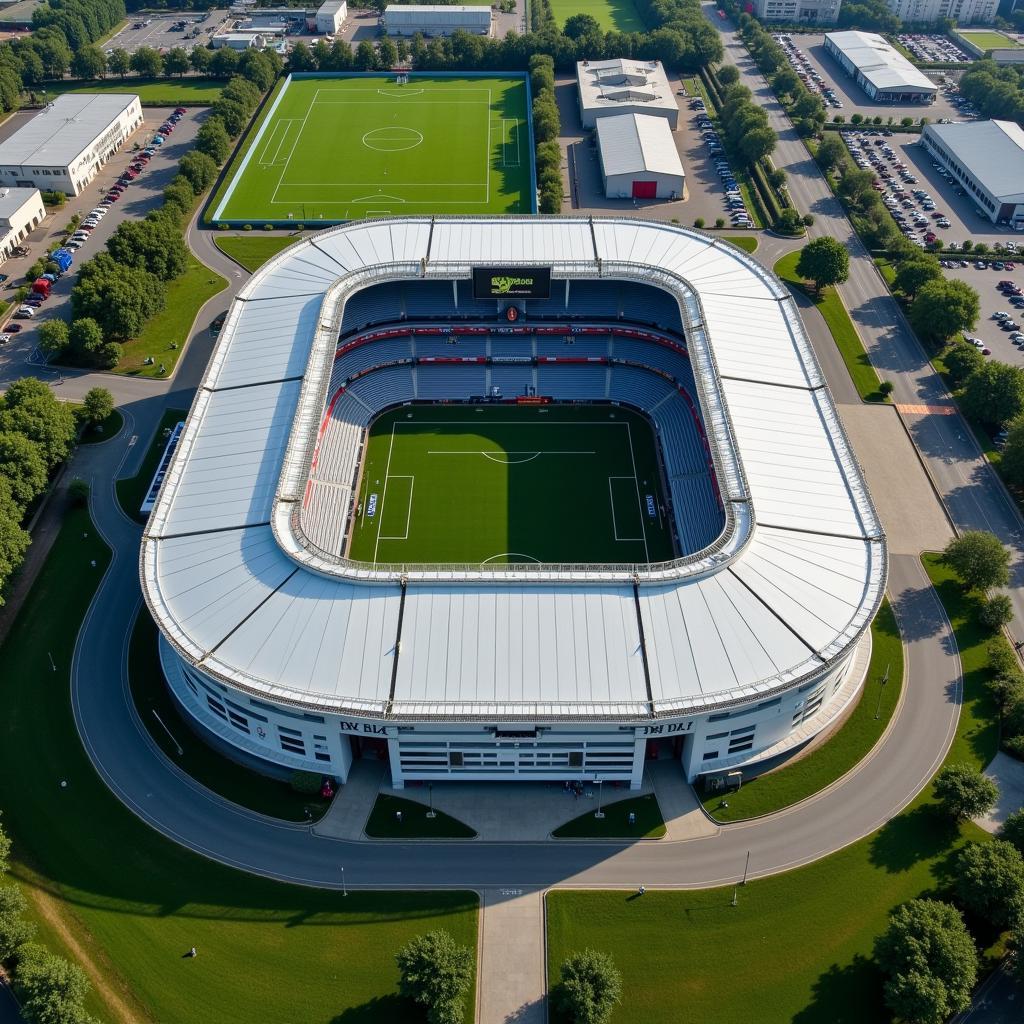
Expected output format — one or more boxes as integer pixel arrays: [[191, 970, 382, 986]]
[[577, 59, 678, 129], [887, 0, 997, 22], [0, 187, 43, 262], [596, 113, 685, 200], [750, 0, 840, 23], [315, 0, 346, 33], [382, 4, 492, 36], [141, 217, 885, 791], [824, 31, 938, 103], [921, 120, 1024, 229], [0, 94, 142, 196], [212, 32, 262, 48]]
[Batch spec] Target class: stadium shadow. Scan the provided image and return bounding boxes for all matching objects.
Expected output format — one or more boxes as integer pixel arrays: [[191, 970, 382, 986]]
[[790, 955, 884, 1024]]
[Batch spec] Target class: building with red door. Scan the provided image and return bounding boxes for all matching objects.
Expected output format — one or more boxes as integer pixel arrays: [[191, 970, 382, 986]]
[[596, 113, 686, 202]]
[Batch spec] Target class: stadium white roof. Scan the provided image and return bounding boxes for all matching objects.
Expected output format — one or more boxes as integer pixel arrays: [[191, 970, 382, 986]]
[[825, 31, 937, 95], [0, 93, 139, 168], [596, 113, 684, 179], [923, 120, 1024, 205], [141, 218, 885, 721]]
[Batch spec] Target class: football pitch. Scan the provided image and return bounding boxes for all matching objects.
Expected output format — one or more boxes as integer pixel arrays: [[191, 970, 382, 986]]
[[347, 405, 676, 566], [213, 75, 534, 223]]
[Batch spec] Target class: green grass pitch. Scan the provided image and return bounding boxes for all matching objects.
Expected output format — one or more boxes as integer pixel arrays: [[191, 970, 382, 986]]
[[958, 28, 1022, 50], [347, 405, 676, 566], [547, 0, 645, 31], [213, 75, 533, 223]]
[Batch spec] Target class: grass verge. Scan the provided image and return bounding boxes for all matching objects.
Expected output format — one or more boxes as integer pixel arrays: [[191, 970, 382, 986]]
[[128, 609, 330, 822], [547, 0, 645, 31], [547, 557, 999, 1024], [0, 507, 479, 1024], [215, 234, 299, 272], [114, 253, 226, 377], [775, 251, 886, 402], [722, 235, 759, 254], [703, 599, 903, 822], [115, 408, 188, 521], [26, 77, 225, 105], [365, 795, 477, 839], [76, 409, 123, 446], [552, 794, 665, 839]]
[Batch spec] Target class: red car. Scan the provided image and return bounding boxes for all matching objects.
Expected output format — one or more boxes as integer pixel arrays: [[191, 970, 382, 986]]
[[6, 323, 22, 333], [104, 193, 120, 202], [174, 106, 187, 114]]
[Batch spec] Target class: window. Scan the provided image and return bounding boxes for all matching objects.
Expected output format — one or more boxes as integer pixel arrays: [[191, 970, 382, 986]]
[[702, 750, 719, 761], [707, 731, 728, 740], [206, 695, 227, 720]]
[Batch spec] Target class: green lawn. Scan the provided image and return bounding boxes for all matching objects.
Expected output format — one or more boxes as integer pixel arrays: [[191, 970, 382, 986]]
[[552, 794, 666, 839], [215, 234, 299, 272], [547, 556, 999, 1024], [213, 74, 533, 224], [76, 409, 124, 446], [347, 404, 676, 566], [115, 253, 227, 377], [548, 0, 645, 30], [25, 76, 225, 105], [0, 507, 478, 1024], [128, 609, 331, 822], [703, 599, 904, 822], [365, 795, 477, 839], [722, 235, 759, 253], [115, 408, 188, 521], [958, 29, 1022, 50], [775, 251, 886, 402]]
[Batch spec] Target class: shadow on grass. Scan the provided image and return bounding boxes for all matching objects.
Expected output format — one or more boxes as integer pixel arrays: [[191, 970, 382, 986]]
[[868, 805, 958, 874], [791, 955, 884, 1024], [331, 994, 421, 1023]]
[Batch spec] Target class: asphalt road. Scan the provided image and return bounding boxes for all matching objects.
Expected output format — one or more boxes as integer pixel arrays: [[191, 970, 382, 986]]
[[704, 3, 1024, 640]]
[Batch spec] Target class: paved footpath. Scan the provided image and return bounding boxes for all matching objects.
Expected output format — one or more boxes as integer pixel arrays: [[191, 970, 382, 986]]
[[479, 888, 545, 1024]]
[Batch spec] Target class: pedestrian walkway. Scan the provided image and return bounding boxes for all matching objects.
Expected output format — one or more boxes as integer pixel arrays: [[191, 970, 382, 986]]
[[649, 760, 718, 840], [312, 759, 384, 840], [976, 752, 1024, 834], [478, 888, 545, 1024]]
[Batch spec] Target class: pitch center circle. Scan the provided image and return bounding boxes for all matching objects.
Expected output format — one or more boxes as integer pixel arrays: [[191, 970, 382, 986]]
[[362, 127, 423, 152]]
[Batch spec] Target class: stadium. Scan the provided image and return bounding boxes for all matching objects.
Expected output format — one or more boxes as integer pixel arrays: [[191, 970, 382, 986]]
[[141, 217, 886, 789]]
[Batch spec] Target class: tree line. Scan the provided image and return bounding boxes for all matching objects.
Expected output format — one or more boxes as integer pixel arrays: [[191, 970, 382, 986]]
[[958, 60, 1024, 126]]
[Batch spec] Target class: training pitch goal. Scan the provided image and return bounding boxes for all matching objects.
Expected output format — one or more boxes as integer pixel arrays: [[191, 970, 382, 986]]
[[212, 74, 534, 225], [347, 405, 676, 566]]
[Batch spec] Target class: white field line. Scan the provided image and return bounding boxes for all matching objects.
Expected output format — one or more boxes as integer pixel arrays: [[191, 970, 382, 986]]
[[379, 475, 414, 541], [625, 422, 651, 563], [608, 476, 643, 543], [373, 424, 399, 565]]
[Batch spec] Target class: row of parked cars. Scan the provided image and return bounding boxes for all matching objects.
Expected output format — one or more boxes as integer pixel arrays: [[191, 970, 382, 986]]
[[692, 99, 752, 229], [895, 34, 971, 63], [772, 33, 843, 109]]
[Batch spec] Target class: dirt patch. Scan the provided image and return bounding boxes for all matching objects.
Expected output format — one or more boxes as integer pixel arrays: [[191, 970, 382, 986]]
[[27, 885, 150, 1024]]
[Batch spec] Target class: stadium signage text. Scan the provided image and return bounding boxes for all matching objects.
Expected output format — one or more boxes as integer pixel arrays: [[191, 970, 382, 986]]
[[473, 266, 552, 299], [643, 721, 693, 735], [339, 720, 388, 735]]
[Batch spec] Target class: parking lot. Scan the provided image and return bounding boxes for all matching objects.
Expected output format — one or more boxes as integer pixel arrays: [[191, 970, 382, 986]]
[[946, 263, 1024, 367], [0, 106, 206, 382], [104, 9, 229, 54], [784, 33, 962, 123], [895, 33, 973, 64]]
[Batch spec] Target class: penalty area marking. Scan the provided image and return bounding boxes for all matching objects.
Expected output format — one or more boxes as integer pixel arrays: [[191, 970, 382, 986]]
[[378, 475, 415, 541], [426, 450, 595, 465], [608, 476, 643, 542], [481, 552, 542, 564]]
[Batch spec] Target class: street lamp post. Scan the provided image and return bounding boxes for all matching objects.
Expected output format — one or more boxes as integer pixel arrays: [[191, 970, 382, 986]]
[[426, 782, 436, 819], [741, 849, 750, 886], [594, 777, 604, 819], [874, 662, 891, 720], [341, 866, 347, 897]]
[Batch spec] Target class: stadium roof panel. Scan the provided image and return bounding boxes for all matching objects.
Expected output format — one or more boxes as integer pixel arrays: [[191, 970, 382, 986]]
[[142, 217, 886, 720]]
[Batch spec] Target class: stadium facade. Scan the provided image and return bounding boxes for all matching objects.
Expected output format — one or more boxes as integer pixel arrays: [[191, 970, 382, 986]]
[[142, 218, 886, 788]]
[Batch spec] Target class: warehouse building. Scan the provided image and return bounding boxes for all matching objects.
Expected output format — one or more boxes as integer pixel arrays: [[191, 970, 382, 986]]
[[921, 120, 1024, 229], [0, 94, 142, 196], [750, 0, 840, 24], [382, 4, 492, 36], [823, 31, 938, 103], [577, 59, 678, 129], [0, 187, 44, 263], [596, 113, 685, 200], [315, 0, 346, 33]]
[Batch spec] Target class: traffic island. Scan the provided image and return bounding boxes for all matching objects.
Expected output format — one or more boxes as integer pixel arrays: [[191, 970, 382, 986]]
[[365, 794, 477, 839], [552, 794, 666, 840]]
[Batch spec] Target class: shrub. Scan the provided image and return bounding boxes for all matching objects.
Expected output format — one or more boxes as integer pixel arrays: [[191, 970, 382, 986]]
[[68, 479, 89, 507], [694, 217, 705, 229], [879, 380, 894, 397], [980, 594, 1014, 632], [715, 217, 725, 228]]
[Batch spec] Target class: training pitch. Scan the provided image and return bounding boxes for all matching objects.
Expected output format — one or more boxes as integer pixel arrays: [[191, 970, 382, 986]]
[[347, 405, 676, 566], [213, 75, 533, 223]]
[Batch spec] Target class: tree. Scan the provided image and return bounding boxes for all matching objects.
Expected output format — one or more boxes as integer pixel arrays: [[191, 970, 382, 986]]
[[106, 218, 188, 280], [944, 532, 1011, 592], [105, 47, 130, 78], [81, 388, 113, 426], [774, 208, 804, 236], [211, 97, 248, 137], [955, 840, 1024, 928], [838, 167, 876, 206], [354, 40, 378, 72], [933, 762, 999, 822], [1000, 808, 1024, 855], [164, 47, 190, 78], [71, 255, 164, 343], [178, 151, 218, 196], [163, 175, 196, 219], [0, 884, 35, 961], [895, 257, 942, 299], [0, 376, 76, 468], [36, 318, 69, 357], [287, 41, 316, 72], [908, 279, 980, 351], [739, 125, 776, 165], [0, 478, 30, 605], [555, 949, 622, 1024], [396, 930, 474, 1024], [980, 593, 1014, 632], [874, 899, 976, 1024], [196, 116, 231, 165], [961, 362, 1024, 431], [0, 812, 9, 872], [130, 46, 163, 79], [190, 45, 212, 75], [717, 63, 740, 86], [68, 478, 89, 507], [795, 237, 849, 294], [815, 133, 848, 173], [238, 48, 277, 91], [71, 44, 105, 80], [944, 343, 984, 388], [13, 943, 96, 1024], [997, 415, 1024, 487], [0, 430, 48, 507], [210, 47, 239, 80]]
